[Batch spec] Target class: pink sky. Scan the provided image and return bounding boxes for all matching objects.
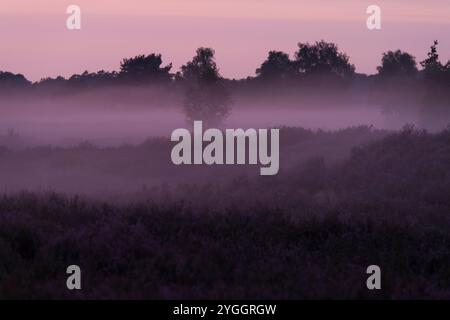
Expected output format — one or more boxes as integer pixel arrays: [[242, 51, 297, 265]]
[[0, 0, 449, 81]]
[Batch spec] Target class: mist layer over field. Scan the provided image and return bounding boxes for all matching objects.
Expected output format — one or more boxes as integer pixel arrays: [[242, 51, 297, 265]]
[[1, 83, 447, 196], [1, 87, 450, 299], [0, 94, 430, 148]]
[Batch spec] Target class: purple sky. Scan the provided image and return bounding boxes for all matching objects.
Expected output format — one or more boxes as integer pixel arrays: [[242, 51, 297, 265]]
[[1, 0, 449, 81]]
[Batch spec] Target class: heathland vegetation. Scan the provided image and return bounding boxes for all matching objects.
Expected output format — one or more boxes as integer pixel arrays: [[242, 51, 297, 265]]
[[1, 126, 450, 298]]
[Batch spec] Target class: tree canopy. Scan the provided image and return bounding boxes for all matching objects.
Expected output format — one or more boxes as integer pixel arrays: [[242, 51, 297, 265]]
[[256, 51, 296, 81], [119, 54, 172, 83], [294, 40, 355, 78], [181, 48, 232, 125], [180, 48, 221, 84], [377, 50, 418, 79]]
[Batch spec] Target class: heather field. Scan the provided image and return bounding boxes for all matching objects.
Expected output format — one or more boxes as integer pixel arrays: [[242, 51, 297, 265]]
[[1, 126, 450, 299]]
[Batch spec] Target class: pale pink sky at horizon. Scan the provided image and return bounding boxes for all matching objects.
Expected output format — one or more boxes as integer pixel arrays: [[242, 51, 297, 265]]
[[1, 0, 449, 81]]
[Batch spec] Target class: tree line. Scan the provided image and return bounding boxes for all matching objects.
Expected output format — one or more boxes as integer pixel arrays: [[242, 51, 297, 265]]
[[1, 40, 449, 125], [2, 40, 448, 88]]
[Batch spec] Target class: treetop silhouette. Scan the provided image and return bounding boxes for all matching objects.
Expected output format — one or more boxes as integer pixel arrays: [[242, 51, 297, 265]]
[[377, 50, 418, 79], [180, 48, 232, 126], [295, 40, 355, 78], [119, 54, 172, 84]]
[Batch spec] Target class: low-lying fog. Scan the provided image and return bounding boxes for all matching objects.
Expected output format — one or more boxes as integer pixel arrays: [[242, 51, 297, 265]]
[[0, 104, 426, 148], [2, 96, 449, 196]]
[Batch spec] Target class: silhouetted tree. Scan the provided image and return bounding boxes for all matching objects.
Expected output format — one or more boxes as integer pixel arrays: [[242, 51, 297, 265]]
[[419, 41, 450, 116], [181, 48, 232, 125], [294, 40, 355, 78], [420, 41, 446, 81], [377, 50, 418, 79], [256, 51, 296, 81], [119, 54, 172, 83], [372, 50, 420, 114], [181, 48, 220, 84]]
